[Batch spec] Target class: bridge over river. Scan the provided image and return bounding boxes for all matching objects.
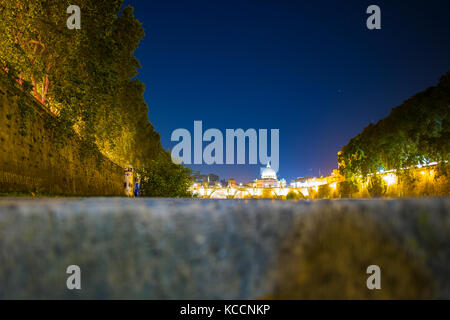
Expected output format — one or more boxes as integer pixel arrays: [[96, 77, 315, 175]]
[[190, 185, 327, 199]]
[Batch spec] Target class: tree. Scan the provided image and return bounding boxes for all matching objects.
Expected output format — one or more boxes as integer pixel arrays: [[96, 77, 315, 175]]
[[0, 1, 188, 196], [367, 175, 387, 197], [138, 153, 192, 198], [338, 72, 450, 179], [318, 184, 332, 199], [337, 180, 358, 198], [286, 191, 300, 200]]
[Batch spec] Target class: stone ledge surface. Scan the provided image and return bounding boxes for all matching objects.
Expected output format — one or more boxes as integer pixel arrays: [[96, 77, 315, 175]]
[[0, 198, 448, 299]]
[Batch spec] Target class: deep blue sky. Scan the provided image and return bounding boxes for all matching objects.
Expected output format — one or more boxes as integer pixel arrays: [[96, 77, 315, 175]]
[[125, 0, 450, 183]]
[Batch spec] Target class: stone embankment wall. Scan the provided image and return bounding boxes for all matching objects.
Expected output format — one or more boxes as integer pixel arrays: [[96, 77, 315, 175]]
[[0, 73, 123, 196]]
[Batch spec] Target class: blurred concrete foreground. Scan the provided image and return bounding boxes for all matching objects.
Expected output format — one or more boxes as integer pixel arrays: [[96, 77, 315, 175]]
[[0, 198, 448, 299]]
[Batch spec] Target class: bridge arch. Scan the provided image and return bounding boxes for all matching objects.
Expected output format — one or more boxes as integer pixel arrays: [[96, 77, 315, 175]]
[[233, 188, 252, 199], [208, 188, 229, 199]]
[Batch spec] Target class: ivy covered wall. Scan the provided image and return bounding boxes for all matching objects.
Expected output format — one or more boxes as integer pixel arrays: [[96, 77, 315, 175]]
[[0, 73, 123, 196]]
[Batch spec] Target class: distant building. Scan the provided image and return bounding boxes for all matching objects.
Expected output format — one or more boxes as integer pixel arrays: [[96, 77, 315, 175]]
[[290, 176, 327, 189], [228, 179, 237, 187], [255, 162, 278, 188], [278, 178, 287, 188], [191, 173, 220, 187]]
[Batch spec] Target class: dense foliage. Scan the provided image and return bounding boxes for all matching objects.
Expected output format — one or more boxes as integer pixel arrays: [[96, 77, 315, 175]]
[[0, 1, 191, 196], [138, 153, 192, 198], [338, 72, 450, 178]]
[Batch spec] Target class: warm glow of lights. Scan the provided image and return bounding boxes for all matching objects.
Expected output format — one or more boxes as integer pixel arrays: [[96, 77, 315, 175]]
[[421, 170, 434, 177], [189, 161, 443, 199], [382, 173, 397, 186]]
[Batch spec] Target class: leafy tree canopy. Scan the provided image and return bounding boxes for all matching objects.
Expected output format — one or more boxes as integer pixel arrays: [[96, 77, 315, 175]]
[[339, 72, 450, 178], [0, 0, 191, 196]]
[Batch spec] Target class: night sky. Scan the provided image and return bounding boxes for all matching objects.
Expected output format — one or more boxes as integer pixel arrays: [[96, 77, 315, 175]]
[[124, 0, 450, 183]]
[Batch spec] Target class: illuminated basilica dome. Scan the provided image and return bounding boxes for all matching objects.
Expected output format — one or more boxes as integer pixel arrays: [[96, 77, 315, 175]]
[[260, 162, 277, 180]]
